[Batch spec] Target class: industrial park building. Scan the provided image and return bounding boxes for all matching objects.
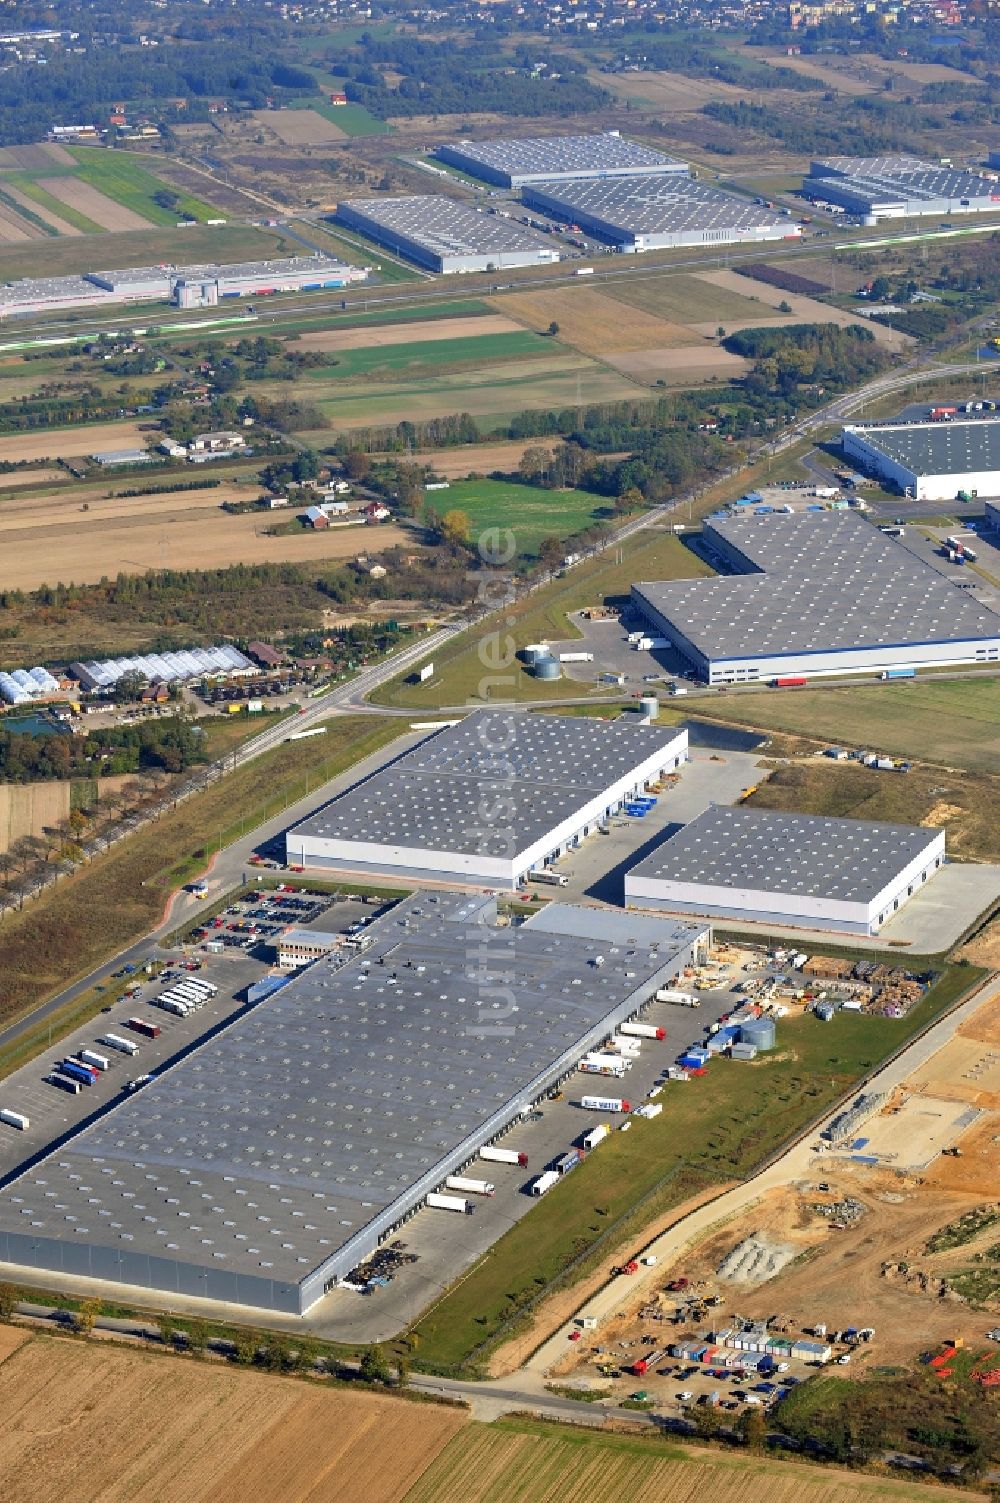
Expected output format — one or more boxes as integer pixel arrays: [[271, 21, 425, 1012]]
[[0, 256, 365, 319], [631, 509, 1000, 683], [842, 417, 1000, 502], [625, 805, 945, 936], [286, 710, 689, 887], [335, 196, 559, 273], [0, 892, 709, 1313], [804, 155, 1000, 222], [434, 132, 688, 188], [520, 176, 795, 252]]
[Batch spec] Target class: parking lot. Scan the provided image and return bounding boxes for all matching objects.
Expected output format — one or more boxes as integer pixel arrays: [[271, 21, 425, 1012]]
[[544, 609, 695, 688], [0, 887, 379, 1190]]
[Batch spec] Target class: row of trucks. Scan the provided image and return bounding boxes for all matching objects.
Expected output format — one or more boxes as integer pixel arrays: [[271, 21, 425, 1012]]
[[150, 976, 218, 1019], [427, 1012, 672, 1210], [945, 535, 977, 564]]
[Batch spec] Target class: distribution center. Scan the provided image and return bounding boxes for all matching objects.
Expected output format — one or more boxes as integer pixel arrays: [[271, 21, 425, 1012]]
[[842, 417, 1000, 501], [520, 175, 795, 251], [631, 509, 1000, 682], [625, 805, 945, 936], [0, 892, 709, 1313], [286, 709, 689, 887], [335, 196, 559, 273], [434, 132, 688, 187], [804, 155, 1000, 222]]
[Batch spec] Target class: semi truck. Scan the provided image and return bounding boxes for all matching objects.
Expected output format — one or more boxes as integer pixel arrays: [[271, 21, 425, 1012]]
[[426, 1192, 475, 1215], [881, 667, 915, 680], [656, 989, 699, 1007], [530, 869, 568, 887], [619, 1021, 666, 1040], [580, 1058, 627, 1077], [102, 1033, 139, 1056], [583, 1123, 610, 1150], [127, 1018, 161, 1039], [78, 1049, 110, 1072], [772, 676, 808, 688], [0, 1109, 28, 1130], [631, 1348, 669, 1377], [59, 1059, 98, 1086], [480, 1144, 529, 1167], [557, 1150, 583, 1176], [48, 1072, 82, 1095], [531, 1170, 560, 1196], [581, 1095, 631, 1113], [445, 1176, 495, 1197]]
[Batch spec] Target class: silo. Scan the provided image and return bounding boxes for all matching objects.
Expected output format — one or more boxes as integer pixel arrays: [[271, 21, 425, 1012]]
[[740, 1016, 776, 1051], [522, 643, 548, 667], [639, 694, 659, 721], [534, 657, 561, 681]]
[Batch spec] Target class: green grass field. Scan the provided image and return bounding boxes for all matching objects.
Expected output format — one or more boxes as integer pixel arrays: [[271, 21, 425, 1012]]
[[371, 528, 710, 709], [408, 964, 981, 1373], [0, 224, 289, 284], [310, 219, 420, 282], [305, 330, 551, 382], [1, 174, 103, 233], [440, 477, 614, 558], [691, 678, 1000, 774], [69, 148, 217, 224]]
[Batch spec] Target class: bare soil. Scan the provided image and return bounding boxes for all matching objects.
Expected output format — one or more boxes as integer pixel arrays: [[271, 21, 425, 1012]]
[[297, 314, 522, 353], [254, 109, 347, 146], [492, 288, 695, 356], [0, 182, 84, 237], [690, 270, 914, 350]]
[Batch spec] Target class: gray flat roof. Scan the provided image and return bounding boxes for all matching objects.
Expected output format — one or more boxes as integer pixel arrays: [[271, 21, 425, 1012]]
[[0, 892, 705, 1293], [523, 175, 786, 239], [289, 709, 686, 857], [808, 155, 996, 208], [435, 133, 686, 184], [634, 510, 1000, 661], [845, 417, 1000, 476], [337, 196, 553, 258], [628, 805, 939, 902]]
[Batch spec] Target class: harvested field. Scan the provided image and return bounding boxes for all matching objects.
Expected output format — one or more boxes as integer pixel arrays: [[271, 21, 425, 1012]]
[[690, 269, 912, 349], [0, 420, 151, 463], [296, 313, 522, 353], [604, 271, 781, 326], [599, 70, 747, 113], [0, 468, 66, 489], [605, 345, 748, 381], [0, 1337, 464, 1503], [0, 481, 255, 533], [255, 108, 347, 145], [0, 1328, 28, 1364], [401, 438, 630, 478], [0, 143, 74, 170], [0, 182, 81, 237], [0, 781, 70, 855], [36, 174, 152, 232], [403, 1420, 959, 1503], [492, 287, 693, 355], [0, 204, 35, 243], [0, 493, 407, 588]]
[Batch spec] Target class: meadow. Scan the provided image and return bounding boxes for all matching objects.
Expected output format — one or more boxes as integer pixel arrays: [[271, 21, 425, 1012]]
[[439, 477, 614, 558], [70, 147, 217, 225]]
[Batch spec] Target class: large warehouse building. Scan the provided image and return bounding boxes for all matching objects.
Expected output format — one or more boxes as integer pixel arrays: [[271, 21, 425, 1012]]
[[434, 132, 688, 188], [625, 806, 945, 936], [632, 509, 1000, 683], [0, 892, 709, 1313], [335, 196, 559, 273], [842, 417, 1000, 502], [520, 175, 795, 251], [286, 709, 689, 887], [804, 155, 1000, 221]]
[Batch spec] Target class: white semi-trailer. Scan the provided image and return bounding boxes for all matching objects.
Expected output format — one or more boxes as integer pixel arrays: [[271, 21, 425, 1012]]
[[445, 1176, 496, 1197], [531, 1170, 560, 1197], [0, 1109, 28, 1130], [656, 989, 699, 1007], [619, 1021, 666, 1040], [480, 1145, 529, 1166], [426, 1192, 475, 1215], [102, 1034, 139, 1056], [78, 1049, 110, 1072], [581, 1095, 631, 1113]]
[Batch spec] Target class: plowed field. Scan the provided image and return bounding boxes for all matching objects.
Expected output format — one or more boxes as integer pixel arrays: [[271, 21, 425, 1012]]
[[0, 1337, 464, 1503]]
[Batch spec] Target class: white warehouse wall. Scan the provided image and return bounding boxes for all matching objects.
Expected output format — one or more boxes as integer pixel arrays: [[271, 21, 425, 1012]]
[[842, 429, 1000, 502]]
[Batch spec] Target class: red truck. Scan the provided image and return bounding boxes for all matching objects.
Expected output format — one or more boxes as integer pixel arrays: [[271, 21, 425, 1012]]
[[127, 1017, 161, 1039]]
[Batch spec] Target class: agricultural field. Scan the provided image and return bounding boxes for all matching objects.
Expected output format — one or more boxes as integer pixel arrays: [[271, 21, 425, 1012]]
[[295, 313, 523, 354], [0, 477, 409, 589], [0, 420, 152, 464], [436, 477, 615, 558], [69, 148, 217, 226], [297, 328, 548, 382], [299, 350, 640, 435], [0, 222, 290, 284], [0, 1336, 463, 1503], [692, 678, 1000, 777], [739, 42, 985, 95], [254, 108, 349, 146], [492, 287, 697, 356], [403, 1418, 962, 1503]]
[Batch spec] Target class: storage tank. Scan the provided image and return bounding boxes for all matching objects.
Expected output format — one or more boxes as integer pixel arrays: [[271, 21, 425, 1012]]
[[521, 643, 548, 666], [534, 656, 561, 681], [639, 694, 659, 721], [740, 1017, 776, 1051]]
